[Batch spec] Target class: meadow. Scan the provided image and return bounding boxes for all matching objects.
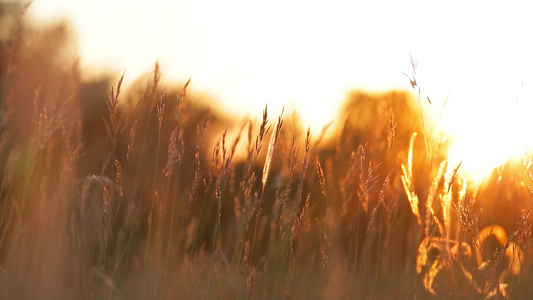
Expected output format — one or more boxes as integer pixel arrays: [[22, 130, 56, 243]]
[[1, 3, 532, 299]]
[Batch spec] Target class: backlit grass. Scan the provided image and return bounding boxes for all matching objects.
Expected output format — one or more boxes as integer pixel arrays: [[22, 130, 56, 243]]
[[0, 4, 532, 299]]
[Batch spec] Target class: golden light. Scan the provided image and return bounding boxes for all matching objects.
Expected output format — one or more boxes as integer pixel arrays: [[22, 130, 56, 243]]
[[424, 64, 533, 185], [27, 0, 533, 184]]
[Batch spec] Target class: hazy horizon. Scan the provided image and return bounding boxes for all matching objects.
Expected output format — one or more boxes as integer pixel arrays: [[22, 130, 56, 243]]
[[10, 0, 533, 182]]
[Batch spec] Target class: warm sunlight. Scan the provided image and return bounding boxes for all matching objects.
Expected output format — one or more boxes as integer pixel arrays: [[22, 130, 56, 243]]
[[6, 2, 533, 298], [428, 74, 533, 185], [27, 0, 533, 183]]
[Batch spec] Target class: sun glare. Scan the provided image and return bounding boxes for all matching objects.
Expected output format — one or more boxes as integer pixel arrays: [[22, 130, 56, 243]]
[[27, 0, 533, 184], [424, 72, 533, 185]]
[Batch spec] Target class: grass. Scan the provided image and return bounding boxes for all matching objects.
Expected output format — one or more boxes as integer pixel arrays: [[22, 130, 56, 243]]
[[1, 4, 533, 299]]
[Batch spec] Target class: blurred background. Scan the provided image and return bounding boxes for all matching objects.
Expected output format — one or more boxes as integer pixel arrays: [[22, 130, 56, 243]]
[[2, 2, 533, 298], [0, 0, 531, 183], [20, 0, 533, 182]]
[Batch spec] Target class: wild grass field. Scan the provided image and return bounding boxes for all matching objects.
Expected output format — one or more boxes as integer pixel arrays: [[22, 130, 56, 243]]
[[1, 3, 533, 299]]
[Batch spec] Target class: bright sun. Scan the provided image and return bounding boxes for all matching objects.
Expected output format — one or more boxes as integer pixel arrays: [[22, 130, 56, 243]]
[[422, 67, 533, 185], [27, 0, 533, 184]]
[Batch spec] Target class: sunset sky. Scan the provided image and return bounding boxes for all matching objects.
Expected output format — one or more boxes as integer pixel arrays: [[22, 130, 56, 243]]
[[27, 0, 533, 183]]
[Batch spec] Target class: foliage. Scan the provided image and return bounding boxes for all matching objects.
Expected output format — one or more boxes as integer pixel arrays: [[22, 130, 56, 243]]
[[0, 4, 532, 299]]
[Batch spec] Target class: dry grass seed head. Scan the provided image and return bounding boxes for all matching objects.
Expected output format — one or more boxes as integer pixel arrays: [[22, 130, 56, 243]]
[[261, 110, 283, 193], [163, 127, 180, 177], [114, 159, 123, 197], [104, 73, 124, 145], [176, 77, 191, 124], [157, 92, 167, 131], [253, 105, 270, 159], [401, 132, 423, 224], [316, 157, 327, 198], [386, 109, 397, 157], [196, 110, 210, 149], [126, 119, 137, 159]]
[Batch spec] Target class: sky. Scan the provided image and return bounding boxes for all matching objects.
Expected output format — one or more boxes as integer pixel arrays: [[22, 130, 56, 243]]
[[27, 0, 533, 183]]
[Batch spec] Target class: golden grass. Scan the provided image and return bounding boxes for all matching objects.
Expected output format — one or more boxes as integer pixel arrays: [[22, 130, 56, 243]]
[[0, 4, 533, 299]]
